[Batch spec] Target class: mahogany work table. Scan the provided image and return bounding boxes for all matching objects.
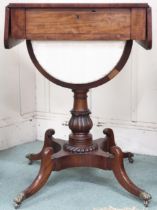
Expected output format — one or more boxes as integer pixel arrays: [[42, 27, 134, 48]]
[[4, 3, 152, 208]]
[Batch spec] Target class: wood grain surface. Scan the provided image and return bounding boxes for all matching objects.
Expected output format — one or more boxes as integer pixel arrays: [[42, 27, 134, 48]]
[[131, 8, 146, 40], [8, 3, 149, 9], [11, 9, 26, 39], [26, 9, 130, 40], [4, 3, 152, 49]]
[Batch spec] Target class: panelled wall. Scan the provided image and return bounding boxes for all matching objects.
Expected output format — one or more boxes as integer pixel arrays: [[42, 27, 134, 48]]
[[35, 43, 157, 156], [1, 0, 157, 156], [35, 0, 157, 156], [0, 0, 36, 149]]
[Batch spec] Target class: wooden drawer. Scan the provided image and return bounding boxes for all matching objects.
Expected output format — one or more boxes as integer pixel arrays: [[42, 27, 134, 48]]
[[26, 9, 130, 40], [10, 8, 146, 41]]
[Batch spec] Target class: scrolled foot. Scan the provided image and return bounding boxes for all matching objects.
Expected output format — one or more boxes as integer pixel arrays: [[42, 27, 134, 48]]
[[140, 191, 152, 207], [103, 128, 116, 153], [103, 128, 114, 138], [45, 129, 55, 138], [13, 192, 25, 209]]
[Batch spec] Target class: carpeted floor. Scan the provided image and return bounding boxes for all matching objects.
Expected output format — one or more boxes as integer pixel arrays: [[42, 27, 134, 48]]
[[0, 141, 157, 210]]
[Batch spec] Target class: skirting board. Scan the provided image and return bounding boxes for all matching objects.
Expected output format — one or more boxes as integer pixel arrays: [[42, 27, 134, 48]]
[[0, 116, 36, 150], [1, 112, 157, 156], [36, 114, 157, 156]]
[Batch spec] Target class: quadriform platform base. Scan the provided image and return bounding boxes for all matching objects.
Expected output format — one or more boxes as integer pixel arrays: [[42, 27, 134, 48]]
[[14, 90, 151, 208]]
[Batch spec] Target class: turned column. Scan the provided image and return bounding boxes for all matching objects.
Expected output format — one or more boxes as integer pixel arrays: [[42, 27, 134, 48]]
[[64, 89, 98, 153]]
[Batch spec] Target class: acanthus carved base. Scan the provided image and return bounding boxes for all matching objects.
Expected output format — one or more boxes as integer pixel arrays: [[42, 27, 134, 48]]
[[63, 142, 98, 153], [14, 128, 151, 208]]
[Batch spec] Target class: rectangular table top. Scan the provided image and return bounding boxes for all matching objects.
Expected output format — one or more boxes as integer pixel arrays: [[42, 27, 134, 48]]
[[8, 3, 149, 8], [4, 3, 152, 50]]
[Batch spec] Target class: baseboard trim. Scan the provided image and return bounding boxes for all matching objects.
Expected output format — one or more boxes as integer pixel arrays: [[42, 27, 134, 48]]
[[36, 113, 157, 156], [0, 116, 36, 150]]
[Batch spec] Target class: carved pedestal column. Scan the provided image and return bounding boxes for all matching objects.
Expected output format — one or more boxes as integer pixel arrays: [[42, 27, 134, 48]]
[[64, 89, 98, 153]]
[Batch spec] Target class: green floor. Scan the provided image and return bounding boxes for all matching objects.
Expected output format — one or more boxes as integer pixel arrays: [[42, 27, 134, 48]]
[[0, 141, 157, 210]]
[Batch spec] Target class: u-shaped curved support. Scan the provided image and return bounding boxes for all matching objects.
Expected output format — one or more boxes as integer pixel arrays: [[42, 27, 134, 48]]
[[26, 40, 133, 89]]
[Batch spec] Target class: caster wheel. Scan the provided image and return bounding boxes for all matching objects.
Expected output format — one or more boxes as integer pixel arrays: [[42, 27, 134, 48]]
[[128, 156, 134, 163], [13, 192, 25, 209], [140, 191, 152, 207]]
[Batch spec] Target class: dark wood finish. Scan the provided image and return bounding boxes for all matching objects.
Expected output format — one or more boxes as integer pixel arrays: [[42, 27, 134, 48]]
[[103, 128, 134, 163], [11, 9, 26, 39], [8, 3, 149, 9], [4, 7, 24, 48], [131, 8, 146, 40], [14, 147, 53, 208], [14, 89, 151, 208], [4, 7, 10, 49], [4, 3, 152, 208], [14, 125, 151, 208], [137, 7, 152, 49], [111, 146, 145, 197], [4, 3, 152, 49], [4, 7, 22, 49], [64, 89, 98, 153]]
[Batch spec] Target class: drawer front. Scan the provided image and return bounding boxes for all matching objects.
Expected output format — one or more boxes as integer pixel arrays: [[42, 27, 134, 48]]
[[10, 8, 146, 41], [26, 9, 131, 40]]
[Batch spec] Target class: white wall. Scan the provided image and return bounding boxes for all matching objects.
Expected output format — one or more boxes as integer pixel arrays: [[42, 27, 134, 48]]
[[1, 0, 157, 156], [0, 0, 36, 149], [35, 0, 157, 156]]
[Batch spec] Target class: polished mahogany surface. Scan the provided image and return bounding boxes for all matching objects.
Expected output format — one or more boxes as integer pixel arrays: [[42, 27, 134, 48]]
[[4, 3, 152, 208], [4, 3, 152, 49]]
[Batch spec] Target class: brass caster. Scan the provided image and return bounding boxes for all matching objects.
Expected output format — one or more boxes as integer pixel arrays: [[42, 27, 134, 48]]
[[26, 153, 33, 165], [144, 200, 149, 207], [140, 191, 152, 207], [13, 192, 25, 209], [14, 202, 20, 209]]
